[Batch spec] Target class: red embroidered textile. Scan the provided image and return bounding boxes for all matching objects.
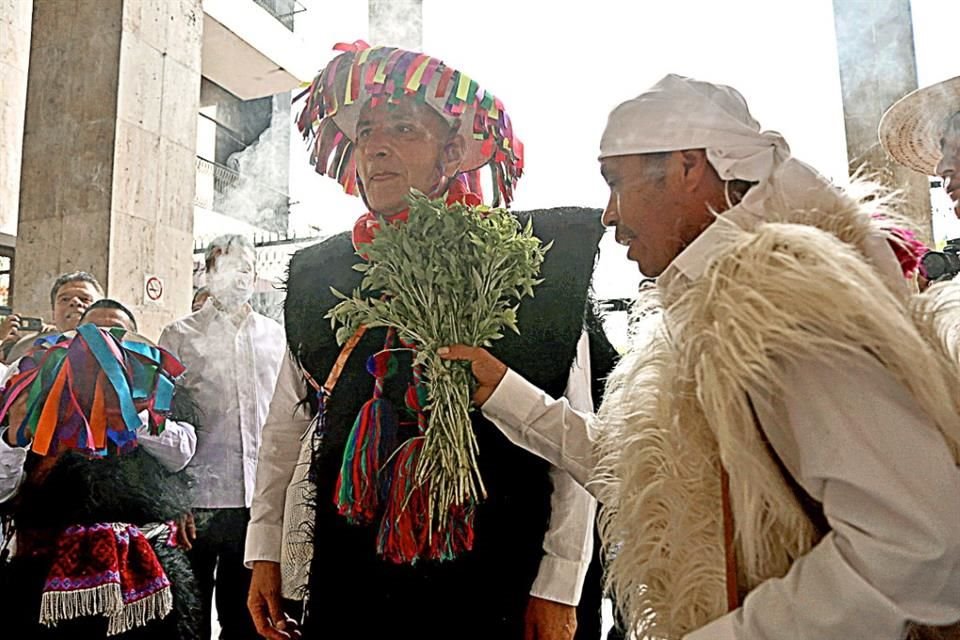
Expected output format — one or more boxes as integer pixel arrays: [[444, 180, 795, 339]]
[[39, 522, 172, 635]]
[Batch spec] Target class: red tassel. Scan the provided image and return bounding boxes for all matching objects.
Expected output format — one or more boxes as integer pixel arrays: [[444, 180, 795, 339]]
[[428, 502, 476, 561], [377, 438, 430, 564], [377, 454, 476, 564]]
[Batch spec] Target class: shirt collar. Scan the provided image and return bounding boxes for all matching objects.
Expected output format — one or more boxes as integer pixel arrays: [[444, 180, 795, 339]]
[[658, 205, 761, 289], [195, 297, 253, 330], [217, 300, 253, 328]]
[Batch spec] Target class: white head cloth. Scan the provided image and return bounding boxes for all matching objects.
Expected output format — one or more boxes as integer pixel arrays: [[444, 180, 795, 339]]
[[600, 73, 909, 297], [599, 74, 835, 219]]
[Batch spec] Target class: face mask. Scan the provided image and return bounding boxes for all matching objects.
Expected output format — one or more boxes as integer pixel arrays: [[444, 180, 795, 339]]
[[209, 275, 254, 309], [207, 253, 255, 310]]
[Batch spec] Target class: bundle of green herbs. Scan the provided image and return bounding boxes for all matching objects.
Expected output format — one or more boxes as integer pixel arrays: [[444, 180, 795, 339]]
[[328, 192, 548, 531]]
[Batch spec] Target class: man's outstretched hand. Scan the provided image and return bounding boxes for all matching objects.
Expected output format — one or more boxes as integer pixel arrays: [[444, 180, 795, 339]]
[[437, 345, 508, 406]]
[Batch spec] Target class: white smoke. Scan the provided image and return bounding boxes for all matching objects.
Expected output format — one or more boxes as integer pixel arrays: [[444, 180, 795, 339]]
[[220, 100, 291, 233], [196, 96, 295, 323], [368, 0, 422, 50]]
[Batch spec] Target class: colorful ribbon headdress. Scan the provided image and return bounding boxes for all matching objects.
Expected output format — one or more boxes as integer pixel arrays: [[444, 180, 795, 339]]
[[295, 40, 524, 207], [0, 325, 185, 457]]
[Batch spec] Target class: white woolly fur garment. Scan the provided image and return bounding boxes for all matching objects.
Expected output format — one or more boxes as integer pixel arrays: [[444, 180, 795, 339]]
[[593, 183, 960, 639]]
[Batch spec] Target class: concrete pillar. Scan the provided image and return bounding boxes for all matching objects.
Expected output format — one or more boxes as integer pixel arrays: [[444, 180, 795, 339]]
[[16, 0, 202, 338], [368, 0, 422, 50], [833, 0, 932, 241], [0, 0, 33, 236]]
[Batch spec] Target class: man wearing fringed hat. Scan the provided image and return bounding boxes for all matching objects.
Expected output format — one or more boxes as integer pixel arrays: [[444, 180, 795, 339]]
[[243, 42, 616, 639], [0, 323, 202, 638], [880, 75, 960, 219], [442, 74, 960, 639]]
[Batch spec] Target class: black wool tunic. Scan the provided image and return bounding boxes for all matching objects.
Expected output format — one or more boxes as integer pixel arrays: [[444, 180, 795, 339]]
[[284, 207, 618, 639]]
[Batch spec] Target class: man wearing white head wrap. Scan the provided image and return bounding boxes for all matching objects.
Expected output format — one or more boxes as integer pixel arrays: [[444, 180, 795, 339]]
[[441, 74, 960, 640], [600, 73, 792, 184], [598, 74, 906, 286]]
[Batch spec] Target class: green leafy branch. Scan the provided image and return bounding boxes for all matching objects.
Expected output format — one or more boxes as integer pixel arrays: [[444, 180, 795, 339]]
[[326, 192, 548, 528]]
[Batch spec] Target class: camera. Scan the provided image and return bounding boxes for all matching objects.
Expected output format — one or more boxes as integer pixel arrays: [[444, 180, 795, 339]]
[[20, 317, 43, 332], [921, 238, 960, 282]]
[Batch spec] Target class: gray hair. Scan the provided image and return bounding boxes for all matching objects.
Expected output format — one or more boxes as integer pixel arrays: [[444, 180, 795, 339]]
[[204, 235, 254, 273]]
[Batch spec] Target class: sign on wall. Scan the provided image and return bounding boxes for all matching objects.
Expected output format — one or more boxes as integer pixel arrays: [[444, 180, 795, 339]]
[[144, 274, 165, 305]]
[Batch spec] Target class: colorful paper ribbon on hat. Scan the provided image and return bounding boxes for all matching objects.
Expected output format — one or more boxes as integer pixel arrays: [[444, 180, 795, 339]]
[[0, 325, 185, 457], [296, 41, 523, 208]]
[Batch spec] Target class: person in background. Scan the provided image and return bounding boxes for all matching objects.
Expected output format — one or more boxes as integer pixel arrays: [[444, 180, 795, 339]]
[[80, 298, 140, 333], [880, 75, 960, 219], [160, 235, 285, 640], [50, 271, 104, 333], [0, 271, 103, 363], [0, 318, 200, 638]]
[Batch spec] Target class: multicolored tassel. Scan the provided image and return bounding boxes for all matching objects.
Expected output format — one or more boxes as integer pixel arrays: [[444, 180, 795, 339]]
[[334, 334, 399, 524], [334, 396, 398, 524], [375, 360, 476, 563], [376, 437, 430, 563], [428, 501, 476, 561], [334, 332, 477, 563]]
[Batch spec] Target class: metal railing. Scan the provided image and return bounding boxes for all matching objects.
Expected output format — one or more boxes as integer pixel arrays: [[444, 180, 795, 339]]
[[250, 0, 306, 31], [195, 156, 240, 202], [194, 156, 292, 213], [192, 229, 322, 254]]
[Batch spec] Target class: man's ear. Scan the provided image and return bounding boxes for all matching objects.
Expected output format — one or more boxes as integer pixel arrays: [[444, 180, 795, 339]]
[[440, 134, 466, 178], [678, 149, 710, 192]]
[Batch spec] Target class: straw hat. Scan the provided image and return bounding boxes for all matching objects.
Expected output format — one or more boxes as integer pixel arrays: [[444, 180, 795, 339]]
[[295, 41, 523, 206], [879, 76, 960, 175]]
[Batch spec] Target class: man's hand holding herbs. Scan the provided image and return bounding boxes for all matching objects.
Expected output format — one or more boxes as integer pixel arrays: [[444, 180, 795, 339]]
[[438, 345, 508, 407]]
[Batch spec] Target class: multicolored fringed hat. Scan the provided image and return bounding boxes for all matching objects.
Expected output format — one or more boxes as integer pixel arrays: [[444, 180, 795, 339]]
[[295, 41, 524, 207], [0, 324, 185, 457]]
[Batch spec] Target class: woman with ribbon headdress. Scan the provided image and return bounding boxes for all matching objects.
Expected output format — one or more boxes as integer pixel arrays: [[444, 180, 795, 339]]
[[0, 319, 202, 639]]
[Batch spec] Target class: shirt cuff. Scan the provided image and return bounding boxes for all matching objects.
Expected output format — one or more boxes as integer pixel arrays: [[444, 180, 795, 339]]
[[0, 427, 29, 503], [529, 555, 590, 606], [0, 427, 28, 454], [483, 369, 547, 434], [683, 611, 737, 640], [244, 522, 282, 567]]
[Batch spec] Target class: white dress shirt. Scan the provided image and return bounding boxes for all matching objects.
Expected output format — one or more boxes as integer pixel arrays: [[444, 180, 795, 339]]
[[0, 428, 28, 504], [135, 410, 197, 473], [244, 334, 598, 606], [159, 301, 285, 509], [482, 219, 960, 638]]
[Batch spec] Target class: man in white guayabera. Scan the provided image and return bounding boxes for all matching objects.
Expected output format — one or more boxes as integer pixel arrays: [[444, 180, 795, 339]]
[[160, 235, 285, 640], [442, 74, 960, 640]]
